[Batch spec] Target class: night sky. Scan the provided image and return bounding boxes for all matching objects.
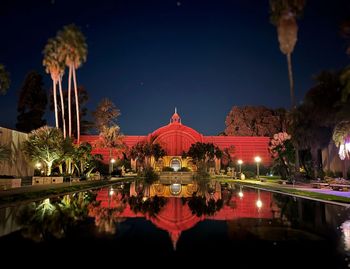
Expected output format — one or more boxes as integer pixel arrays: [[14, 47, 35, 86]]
[[0, 0, 349, 135]]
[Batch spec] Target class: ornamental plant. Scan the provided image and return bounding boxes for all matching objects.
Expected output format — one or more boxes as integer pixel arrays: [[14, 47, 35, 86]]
[[269, 132, 295, 180]]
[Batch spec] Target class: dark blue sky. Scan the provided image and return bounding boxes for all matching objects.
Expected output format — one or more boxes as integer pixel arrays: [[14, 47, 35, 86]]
[[0, 0, 349, 135]]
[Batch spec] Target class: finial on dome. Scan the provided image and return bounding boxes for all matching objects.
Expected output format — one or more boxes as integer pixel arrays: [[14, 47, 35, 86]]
[[170, 107, 181, 124]]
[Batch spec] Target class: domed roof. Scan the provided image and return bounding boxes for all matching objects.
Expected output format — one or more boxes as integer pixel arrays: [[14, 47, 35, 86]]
[[149, 109, 204, 155]]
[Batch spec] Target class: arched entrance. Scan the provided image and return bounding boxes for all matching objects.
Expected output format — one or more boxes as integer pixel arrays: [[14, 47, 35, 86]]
[[170, 158, 181, 171]]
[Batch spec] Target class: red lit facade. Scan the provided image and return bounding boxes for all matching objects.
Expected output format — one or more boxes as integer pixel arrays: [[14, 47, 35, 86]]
[[81, 110, 272, 169]]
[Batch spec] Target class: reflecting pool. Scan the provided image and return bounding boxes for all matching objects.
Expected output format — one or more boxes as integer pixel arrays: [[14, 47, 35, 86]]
[[0, 181, 350, 268]]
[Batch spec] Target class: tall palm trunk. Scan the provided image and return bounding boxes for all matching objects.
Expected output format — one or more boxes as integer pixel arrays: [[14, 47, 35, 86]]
[[286, 52, 300, 178], [68, 64, 73, 137], [286, 53, 295, 109], [53, 79, 59, 128], [72, 64, 80, 144], [58, 76, 66, 138]]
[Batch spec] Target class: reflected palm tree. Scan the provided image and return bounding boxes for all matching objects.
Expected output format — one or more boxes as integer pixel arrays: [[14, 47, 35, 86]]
[[17, 192, 94, 241], [128, 194, 167, 217]]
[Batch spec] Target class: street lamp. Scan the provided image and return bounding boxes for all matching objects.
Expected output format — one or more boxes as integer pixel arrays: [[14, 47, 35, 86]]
[[237, 159, 243, 178], [254, 156, 261, 179]]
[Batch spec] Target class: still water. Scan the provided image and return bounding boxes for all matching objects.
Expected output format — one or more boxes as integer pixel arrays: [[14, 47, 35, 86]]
[[0, 181, 350, 268]]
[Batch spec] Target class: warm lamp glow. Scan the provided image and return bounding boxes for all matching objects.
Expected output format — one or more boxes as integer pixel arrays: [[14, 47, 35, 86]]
[[109, 188, 114, 196], [238, 191, 243, 198], [110, 158, 116, 163], [35, 162, 42, 169], [256, 200, 262, 208], [237, 159, 243, 165], [254, 156, 261, 163]]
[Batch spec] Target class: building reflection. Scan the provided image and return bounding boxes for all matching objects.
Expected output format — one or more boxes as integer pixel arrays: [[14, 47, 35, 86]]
[[89, 181, 275, 249]]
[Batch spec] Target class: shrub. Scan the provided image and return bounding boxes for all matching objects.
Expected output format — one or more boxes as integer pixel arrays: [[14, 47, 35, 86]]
[[244, 171, 255, 179], [162, 166, 174, 172], [179, 167, 191, 172], [139, 167, 159, 185]]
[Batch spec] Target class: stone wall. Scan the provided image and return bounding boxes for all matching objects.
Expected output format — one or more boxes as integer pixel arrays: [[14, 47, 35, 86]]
[[0, 127, 33, 177]]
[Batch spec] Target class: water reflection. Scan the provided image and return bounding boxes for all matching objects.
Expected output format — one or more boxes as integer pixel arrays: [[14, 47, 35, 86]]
[[16, 192, 95, 241], [0, 180, 350, 265]]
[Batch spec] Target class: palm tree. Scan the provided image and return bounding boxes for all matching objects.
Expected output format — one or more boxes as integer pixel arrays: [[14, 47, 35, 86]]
[[340, 20, 350, 102], [95, 126, 125, 173], [43, 38, 66, 137], [57, 24, 88, 143], [0, 64, 10, 95], [270, 0, 305, 108], [332, 121, 350, 178], [270, 0, 305, 178]]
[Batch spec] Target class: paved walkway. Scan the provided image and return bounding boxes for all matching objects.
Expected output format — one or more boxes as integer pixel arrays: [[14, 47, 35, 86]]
[[236, 179, 350, 198]]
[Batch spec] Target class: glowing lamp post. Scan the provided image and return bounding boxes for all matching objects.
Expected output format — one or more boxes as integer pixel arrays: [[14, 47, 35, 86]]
[[254, 156, 261, 180]]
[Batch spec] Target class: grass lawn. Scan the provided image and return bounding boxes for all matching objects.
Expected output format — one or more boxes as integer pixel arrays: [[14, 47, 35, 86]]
[[218, 178, 350, 204]]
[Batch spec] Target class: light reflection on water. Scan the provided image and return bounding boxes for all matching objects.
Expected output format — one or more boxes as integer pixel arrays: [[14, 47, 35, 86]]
[[0, 180, 350, 267]]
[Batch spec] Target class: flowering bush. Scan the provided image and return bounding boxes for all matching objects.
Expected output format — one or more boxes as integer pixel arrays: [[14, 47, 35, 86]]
[[269, 132, 295, 180]]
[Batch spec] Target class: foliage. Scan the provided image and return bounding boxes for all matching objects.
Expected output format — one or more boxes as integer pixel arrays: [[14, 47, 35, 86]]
[[22, 126, 64, 175], [42, 38, 64, 82], [0, 64, 10, 95], [186, 195, 223, 217], [221, 146, 235, 167], [269, 132, 295, 180], [93, 98, 120, 133], [224, 106, 287, 136], [16, 71, 47, 132], [288, 70, 347, 177], [57, 24, 87, 68], [236, 163, 270, 177], [269, 0, 306, 26], [96, 126, 124, 151], [332, 121, 350, 160], [138, 167, 159, 185], [17, 192, 93, 241], [183, 142, 222, 172], [179, 166, 191, 172], [128, 194, 167, 217], [162, 166, 174, 172], [129, 140, 166, 167], [56, 23, 88, 142], [72, 142, 103, 177]]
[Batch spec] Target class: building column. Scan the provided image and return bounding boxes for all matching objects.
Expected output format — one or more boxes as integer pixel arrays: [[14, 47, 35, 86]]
[[131, 159, 137, 172], [214, 157, 221, 173]]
